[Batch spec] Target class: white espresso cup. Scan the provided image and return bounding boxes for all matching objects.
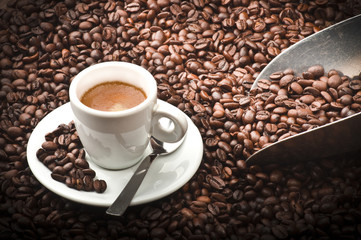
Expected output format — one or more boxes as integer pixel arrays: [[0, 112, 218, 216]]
[[69, 62, 188, 169]]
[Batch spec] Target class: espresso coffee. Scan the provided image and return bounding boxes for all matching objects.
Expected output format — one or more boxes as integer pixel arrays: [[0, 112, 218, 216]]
[[80, 81, 146, 111]]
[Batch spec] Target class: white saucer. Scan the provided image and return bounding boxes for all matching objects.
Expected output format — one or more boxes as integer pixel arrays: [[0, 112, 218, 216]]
[[27, 100, 203, 207]]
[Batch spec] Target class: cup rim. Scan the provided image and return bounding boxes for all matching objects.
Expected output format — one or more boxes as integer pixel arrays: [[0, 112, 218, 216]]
[[69, 61, 157, 118]]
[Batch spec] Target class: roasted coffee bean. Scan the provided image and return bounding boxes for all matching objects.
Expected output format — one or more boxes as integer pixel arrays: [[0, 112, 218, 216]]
[[41, 141, 58, 151], [74, 158, 89, 169], [93, 179, 107, 193], [51, 173, 66, 182]]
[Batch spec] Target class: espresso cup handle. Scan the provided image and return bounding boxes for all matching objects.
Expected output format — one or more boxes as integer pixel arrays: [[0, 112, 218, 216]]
[[151, 102, 188, 143]]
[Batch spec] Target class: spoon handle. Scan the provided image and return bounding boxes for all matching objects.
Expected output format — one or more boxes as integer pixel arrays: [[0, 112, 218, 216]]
[[106, 155, 153, 216]]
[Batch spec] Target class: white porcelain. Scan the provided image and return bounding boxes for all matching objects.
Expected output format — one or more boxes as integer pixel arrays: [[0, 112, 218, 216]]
[[27, 102, 203, 207], [69, 62, 188, 169]]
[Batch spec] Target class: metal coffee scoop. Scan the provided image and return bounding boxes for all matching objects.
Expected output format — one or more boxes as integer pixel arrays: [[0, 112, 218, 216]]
[[247, 14, 361, 165]]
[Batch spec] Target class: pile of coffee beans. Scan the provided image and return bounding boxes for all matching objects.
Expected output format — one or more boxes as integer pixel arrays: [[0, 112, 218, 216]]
[[214, 64, 361, 159], [1, 0, 361, 239], [36, 121, 107, 193]]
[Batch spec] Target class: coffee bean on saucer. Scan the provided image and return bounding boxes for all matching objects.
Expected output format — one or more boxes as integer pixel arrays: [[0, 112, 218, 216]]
[[75, 158, 89, 169], [93, 179, 107, 193], [51, 173, 66, 182]]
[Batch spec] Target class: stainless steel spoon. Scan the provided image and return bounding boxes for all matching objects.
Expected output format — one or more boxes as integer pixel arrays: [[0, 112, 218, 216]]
[[246, 14, 361, 165], [106, 134, 185, 216]]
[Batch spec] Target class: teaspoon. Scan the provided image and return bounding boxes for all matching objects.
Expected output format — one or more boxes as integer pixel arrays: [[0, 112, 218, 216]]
[[106, 134, 185, 216]]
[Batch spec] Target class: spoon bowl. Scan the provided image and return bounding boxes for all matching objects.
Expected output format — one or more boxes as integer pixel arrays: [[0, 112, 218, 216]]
[[247, 14, 361, 165]]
